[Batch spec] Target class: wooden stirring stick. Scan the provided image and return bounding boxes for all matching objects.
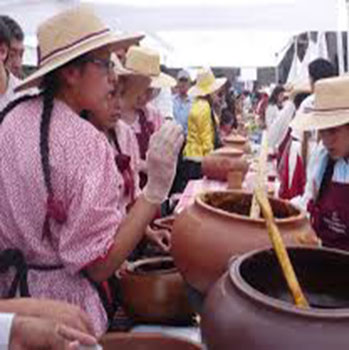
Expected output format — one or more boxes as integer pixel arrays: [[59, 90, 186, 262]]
[[254, 186, 309, 308], [250, 131, 268, 219]]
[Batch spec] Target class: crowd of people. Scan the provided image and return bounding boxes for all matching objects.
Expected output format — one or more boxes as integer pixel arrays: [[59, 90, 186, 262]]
[[0, 4, 349, 350]]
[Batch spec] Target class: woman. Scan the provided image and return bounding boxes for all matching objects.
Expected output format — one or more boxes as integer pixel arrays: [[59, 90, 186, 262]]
[[183, 67, 226, 180], [291, 76, 349, 250], [0, 6, 183, 336], [84, 55, 171, 252], [121, 46, 176, 188], [265, 85, 285, 129]]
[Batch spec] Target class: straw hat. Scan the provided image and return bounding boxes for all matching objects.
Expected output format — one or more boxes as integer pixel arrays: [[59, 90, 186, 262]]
[[111, 53, 151, 103], [16, 5, 144, 92], [189, 68, 227, 97], [291, 76, 349, 131], [125, 46, 176, 88]]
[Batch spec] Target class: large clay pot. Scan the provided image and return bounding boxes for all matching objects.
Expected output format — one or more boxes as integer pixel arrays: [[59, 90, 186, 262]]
[[223, 134, 249, 152], [119, 257, 194, 324], [201, 151, 248, 182], [100, 333, 202, 350], [171, 190, 318, 294], [202, 247, 349, 350]]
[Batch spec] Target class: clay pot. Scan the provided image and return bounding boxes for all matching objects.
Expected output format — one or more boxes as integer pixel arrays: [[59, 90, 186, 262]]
[[171, 190, 318, 294], [223, 134, 249, 152], [202, 247, 349, 350], [201, 150, 248, 183], [100, 333, 202, 350], [119, 256, 194, 324]]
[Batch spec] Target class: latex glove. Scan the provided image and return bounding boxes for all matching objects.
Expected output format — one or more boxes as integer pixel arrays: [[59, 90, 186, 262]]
[[143, 121, 184, 204]]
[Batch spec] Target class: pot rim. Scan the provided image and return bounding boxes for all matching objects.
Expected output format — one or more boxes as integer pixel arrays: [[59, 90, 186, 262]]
[[124, 256, 178, 276], [196, 190, 306, 225], [230, 246, 349, 319]]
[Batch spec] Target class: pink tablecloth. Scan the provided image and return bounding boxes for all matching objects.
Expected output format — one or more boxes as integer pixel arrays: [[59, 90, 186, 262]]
[[174, 179, 228, 214], [174, 170, 278, 214]]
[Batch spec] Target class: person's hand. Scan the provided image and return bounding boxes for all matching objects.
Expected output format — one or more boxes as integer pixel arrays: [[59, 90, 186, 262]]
[[146, 226, 171, 252], [22, 299, 95, 336], [143, 121, 184, 204], [9, 316, 98, 350]]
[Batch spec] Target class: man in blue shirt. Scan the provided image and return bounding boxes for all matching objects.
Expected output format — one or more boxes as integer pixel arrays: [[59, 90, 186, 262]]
[[173, 69, 192, 135]]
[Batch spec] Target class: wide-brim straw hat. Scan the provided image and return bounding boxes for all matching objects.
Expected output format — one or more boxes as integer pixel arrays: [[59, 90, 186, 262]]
[[111, 53, 151, 104], [125, 46, 176, 89], [189, 67, 227, 97], [291, 76, 349, 131], [15, 5, 144, 92]]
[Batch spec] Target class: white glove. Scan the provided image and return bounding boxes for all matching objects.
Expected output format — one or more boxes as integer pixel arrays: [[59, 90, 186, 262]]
[[143, 121, 184, 204]]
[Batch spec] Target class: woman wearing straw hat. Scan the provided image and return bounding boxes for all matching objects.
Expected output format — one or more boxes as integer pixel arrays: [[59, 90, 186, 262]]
[[291, 76, 349, 251], [183, 67, 226, 179], [0, 5, 183, 336], [84, 54, 171, 252], [120, 46, 176, 188]]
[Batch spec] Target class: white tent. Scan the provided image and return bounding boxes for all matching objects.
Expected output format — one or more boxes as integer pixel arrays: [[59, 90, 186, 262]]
[[0, 0, 347, 68]]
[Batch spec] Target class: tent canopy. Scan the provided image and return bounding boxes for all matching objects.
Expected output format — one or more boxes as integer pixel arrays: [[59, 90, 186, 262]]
[[0, 0, 346, 68]]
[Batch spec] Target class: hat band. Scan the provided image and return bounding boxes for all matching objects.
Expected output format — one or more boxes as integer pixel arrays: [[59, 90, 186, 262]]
[[39, 28, 110, 66], [312, 106, 349, 113]]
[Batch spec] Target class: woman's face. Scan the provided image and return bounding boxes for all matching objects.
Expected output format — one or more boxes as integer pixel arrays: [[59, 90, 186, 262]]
[[277, 91, 285, 105], [319, 124, 349, 159], [136, 87, 158, 108], [68, 47, 115, 116], [89, 77, 125, 131]]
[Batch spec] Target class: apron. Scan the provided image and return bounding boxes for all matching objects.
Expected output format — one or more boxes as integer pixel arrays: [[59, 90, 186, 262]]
[[308, 160, 349, 250]]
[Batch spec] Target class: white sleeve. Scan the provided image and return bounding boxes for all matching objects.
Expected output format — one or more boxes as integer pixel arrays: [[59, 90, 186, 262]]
[[0, 313, 15, 349], [267, 101, 296, 150], [151, 87, 174, 120]]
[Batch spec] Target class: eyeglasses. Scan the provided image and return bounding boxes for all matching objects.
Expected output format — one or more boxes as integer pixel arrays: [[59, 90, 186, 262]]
[[83, 57, 115, 73]]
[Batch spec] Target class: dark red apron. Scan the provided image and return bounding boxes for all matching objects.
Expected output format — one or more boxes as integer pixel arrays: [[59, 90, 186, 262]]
[[308, 160, 349, 250]]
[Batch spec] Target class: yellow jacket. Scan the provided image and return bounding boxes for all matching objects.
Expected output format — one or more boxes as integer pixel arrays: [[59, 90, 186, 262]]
[[184, 98, 217, 157]]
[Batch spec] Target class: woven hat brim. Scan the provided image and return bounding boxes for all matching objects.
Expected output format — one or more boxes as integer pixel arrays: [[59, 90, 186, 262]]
[[291, 109, 349, 131], [15, 32, 144, 92], [150, 72, 176, 89], [189, 77, 227, 97]]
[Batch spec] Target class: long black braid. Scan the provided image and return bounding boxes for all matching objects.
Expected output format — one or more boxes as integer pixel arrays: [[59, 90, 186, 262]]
[[39, 75, 56, 197], [39, 73, 60, 241]]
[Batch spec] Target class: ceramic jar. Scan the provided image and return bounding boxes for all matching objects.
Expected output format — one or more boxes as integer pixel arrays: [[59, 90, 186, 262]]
[[223, 134, 249, 152], [119, 256, 193, 324], [171, 190, 318, 294], [100, 333, 202, 350], [201, 147, 248, 186], [202, 247, 349, 350]]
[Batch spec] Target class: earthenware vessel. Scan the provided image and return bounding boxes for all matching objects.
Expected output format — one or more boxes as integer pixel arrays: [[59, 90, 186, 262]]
[[119, 256, 193, 324], [171, 190, 318, 294], [202, 247, 349, 350]]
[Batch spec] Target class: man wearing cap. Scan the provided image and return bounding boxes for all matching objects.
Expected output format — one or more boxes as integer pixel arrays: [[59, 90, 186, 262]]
[[173, 69, 192, 136]]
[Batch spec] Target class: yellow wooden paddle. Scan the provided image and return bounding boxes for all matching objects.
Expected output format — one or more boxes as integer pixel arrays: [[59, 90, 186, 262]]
[[254, 186, 309, 308]]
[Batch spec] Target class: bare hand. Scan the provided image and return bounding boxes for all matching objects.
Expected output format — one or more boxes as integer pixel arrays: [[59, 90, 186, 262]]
[[146, 226, 171, 252], [21, 299, 95, 336], [10, 316, 98, 350]]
